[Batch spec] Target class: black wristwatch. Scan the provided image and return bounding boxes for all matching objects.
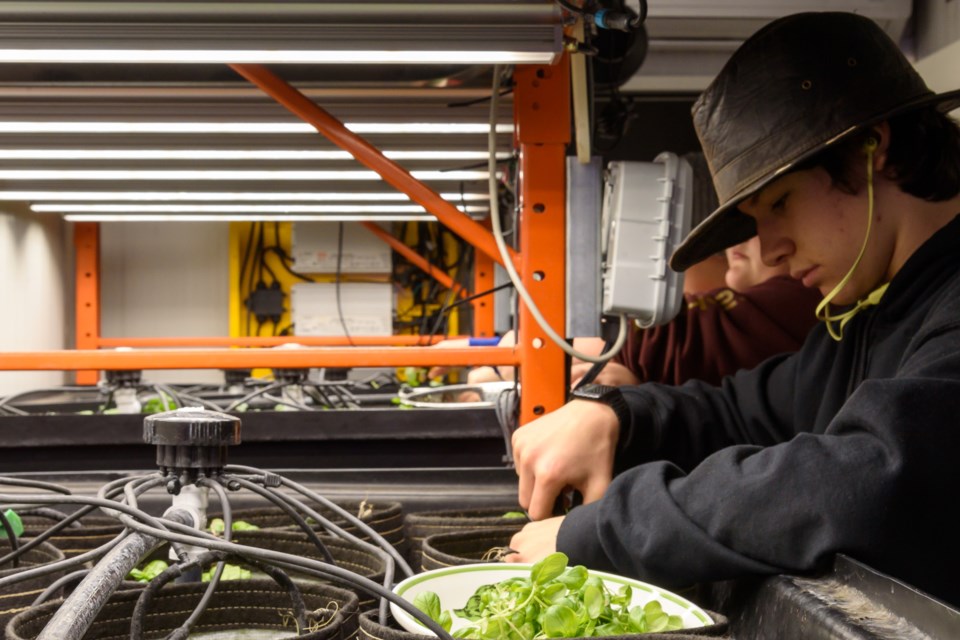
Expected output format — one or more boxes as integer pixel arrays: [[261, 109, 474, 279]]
[[570, 384, 631, 428]]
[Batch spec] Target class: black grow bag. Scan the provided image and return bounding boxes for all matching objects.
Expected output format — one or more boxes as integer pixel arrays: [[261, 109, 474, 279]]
[[420, 526, 523, 572], [223, 500, 406, 553], [6, 578, 360, 640], [0, 542, 66, 631], [402, 507, 527, 571]]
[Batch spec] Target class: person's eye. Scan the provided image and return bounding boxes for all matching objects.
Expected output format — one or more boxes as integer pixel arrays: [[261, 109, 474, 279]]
[[770, 193, 789, 212]]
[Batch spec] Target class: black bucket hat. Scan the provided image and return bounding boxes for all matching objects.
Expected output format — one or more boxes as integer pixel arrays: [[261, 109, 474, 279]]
[[670, 12, 960, 272]]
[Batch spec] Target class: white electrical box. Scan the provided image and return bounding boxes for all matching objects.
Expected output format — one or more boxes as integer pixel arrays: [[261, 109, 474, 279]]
[[292, 222, 392, 273], [291, 282, 393, 336], [601, 152, 693, 326]]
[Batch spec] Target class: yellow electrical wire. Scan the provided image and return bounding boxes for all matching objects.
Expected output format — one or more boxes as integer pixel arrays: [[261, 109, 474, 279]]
[[815, 137, 890, 341]]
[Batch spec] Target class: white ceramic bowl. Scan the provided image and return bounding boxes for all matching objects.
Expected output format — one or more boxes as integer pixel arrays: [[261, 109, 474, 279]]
[[391, 563, 711, 636]]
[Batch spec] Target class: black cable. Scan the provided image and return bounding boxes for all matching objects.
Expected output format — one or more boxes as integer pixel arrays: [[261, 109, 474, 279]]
[[335, 222, 356, 346], [162, 477, 233, 640], [129, 550, 307, 640], [447, 88, 513, 108], [0, 476, 133, 567], [223, 380, 285, 413], [117, 515, 443, 637], [0, 477, 72, 495], [240, 222, 257, 336], [557, 0, 592, 16], [221, 475, 336, 565], [572, 317, 622, 390], [226, 465, 412, 578], [31, 569, 90, 606]]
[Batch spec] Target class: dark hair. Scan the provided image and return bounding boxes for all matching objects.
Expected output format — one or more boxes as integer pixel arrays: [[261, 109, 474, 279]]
[[798, 107, 960, 200]]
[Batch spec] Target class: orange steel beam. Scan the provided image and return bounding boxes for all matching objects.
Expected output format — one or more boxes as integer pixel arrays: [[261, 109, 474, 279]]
[[74, 222, 100, 385], [359, 222, 465, 297], [0, 347, 518, 371], [96, 335, 460, 348], [514, 59, 571, 425], [230, 64, 517, 269], [473, 240, 496, 338]]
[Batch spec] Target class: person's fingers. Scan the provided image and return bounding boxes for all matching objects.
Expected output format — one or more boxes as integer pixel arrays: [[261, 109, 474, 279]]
[[527, 473, 564, 521], [581, 474, 612, 506], [427, 366, 449, 379]]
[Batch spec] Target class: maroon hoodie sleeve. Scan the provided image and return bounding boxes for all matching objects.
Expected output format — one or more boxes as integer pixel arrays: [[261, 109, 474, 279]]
[[613, 275, 822, 386]]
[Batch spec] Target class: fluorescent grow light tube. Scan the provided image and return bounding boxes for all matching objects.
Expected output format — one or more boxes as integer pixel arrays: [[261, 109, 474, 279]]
[[0, 122, 513, 134], [0, 49, 554, 65], [0, 170, 490, 181], [0, 191, 489, 202], [35, 204, 487, 214], [0, 149, 510, 161], [63, 214, 438, 222]]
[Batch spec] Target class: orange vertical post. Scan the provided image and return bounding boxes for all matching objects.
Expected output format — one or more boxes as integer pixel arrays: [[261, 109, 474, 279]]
[[514, 57, 571, 424], [472, 220, 496, 338], [74, 222, 100, 385]]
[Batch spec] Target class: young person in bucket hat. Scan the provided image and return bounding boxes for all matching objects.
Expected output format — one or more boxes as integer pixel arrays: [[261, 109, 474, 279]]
[[504, 12, 960, 607]]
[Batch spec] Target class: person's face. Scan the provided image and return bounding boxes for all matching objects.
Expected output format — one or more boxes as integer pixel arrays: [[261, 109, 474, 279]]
[[723, 236, 789, 291], [738, 166, 892, 305]]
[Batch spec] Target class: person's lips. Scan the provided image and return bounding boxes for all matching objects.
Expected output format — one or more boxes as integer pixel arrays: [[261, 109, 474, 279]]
[[792, 266, 819, 287]]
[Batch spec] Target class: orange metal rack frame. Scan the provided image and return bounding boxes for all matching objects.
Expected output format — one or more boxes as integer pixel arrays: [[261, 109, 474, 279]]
[[0, 57, 572, 425]]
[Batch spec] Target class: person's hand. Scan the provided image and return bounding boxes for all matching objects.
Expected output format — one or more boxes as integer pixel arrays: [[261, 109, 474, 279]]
[[570, 361, 640, 388], [426, 339, 470, 380], [504, 516, 564, 564], [512, 400, 619, 520]]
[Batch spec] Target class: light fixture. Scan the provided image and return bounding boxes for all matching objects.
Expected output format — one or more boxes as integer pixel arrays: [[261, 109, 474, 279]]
[[0, 50, 555, 65], [0, 122, 513, 134], [0, 170, 491, 181], [0, 2, 559, 65], [62, 214, 438, 223], [0, 191, 489, 202], [34, 204, 488, 214], [0, 149, 511, 161]]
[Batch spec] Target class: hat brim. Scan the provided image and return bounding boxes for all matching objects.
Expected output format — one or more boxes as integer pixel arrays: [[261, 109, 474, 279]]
[[669, 88, 960, 272]]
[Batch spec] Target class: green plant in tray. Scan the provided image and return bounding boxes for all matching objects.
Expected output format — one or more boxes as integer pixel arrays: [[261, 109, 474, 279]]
[[413, 552, 684, 638]]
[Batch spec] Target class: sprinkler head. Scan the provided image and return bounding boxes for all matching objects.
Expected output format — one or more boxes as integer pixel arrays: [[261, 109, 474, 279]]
[[143, 407, 241, 488]]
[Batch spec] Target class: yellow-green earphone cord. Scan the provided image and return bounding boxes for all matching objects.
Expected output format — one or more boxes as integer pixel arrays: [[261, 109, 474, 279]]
[[815, 138, 890, 341]]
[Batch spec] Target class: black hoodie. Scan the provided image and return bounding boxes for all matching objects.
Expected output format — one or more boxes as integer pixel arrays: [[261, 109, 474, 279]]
[[559, 214, 960, 607]]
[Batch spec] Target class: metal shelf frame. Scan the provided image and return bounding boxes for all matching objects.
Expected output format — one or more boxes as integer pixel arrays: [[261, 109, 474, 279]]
[[0, 58, 572, 424]]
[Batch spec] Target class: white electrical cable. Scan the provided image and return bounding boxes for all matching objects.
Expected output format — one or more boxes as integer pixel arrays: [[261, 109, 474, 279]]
[[488, 65, 629, 364]]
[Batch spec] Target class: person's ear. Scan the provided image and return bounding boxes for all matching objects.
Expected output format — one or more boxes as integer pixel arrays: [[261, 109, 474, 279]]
[[865, 122, 892, 172]]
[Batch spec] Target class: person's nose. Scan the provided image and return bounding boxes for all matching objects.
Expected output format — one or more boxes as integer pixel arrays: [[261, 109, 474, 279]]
[[757, 223, 794, 267]]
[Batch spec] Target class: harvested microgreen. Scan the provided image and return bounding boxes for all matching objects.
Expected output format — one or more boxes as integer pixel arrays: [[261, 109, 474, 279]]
[[127, 559, 169, 583], [413, 552, 684, 638]]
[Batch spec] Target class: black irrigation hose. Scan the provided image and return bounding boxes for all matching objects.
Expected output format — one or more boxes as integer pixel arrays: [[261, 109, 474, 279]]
[[223, 471, 396, 624], [0, 478, 166, 589], [115, 515, 453, 640], [227, 465, 413, 578], [0, 476, 73, 495], [31, 569, 90, 606], [220, 475, 336, 566], [173, 477, 235, 640], [128, 549, 308, 640], [223, 380, 286, 412], [37, 508, 196, 640], [0, 509, 20, 568], [16, 507, 80, 526], [0, 475, 139, 567]]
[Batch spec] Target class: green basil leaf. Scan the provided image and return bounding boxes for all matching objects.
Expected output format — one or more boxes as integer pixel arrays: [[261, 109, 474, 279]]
[[583, 583, 604, 620], [531, 552, 568, 585], [543, 604, 578, 638], [413, 591, 442, 623], [556, 565, 588, 590], [439, 610, 452, 633]]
